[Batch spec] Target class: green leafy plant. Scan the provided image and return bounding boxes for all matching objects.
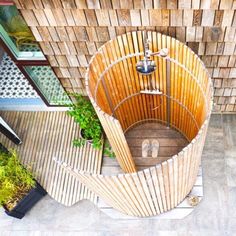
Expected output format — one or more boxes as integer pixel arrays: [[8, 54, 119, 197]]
[[67, 94, 103, 149], [67, 93, 116, 157], [0, 148, 35, 211], [104, 142, 115, 159]]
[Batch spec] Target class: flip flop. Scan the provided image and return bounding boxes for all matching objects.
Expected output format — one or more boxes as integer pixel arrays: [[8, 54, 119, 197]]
[[151, 139, 159, 158], [142, 139, 150, 158]]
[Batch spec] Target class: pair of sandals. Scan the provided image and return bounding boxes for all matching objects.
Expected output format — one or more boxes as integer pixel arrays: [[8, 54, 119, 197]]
[[142, 139, 159, 158]]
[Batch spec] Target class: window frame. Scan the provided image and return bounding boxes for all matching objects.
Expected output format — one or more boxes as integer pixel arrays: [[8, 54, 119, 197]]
[[0, 3, 71, 106]]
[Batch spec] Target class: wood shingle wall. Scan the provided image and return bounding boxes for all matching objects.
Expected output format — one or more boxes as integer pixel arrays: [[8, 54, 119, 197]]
[[14, 0, 236, 112]]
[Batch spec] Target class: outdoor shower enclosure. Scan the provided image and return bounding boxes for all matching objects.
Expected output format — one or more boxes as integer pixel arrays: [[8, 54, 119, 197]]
[[62, 31, 212, 217]]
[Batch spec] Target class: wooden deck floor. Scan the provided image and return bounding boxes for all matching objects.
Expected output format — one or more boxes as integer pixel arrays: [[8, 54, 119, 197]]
[[102, 122, 189, 174], [0, 111, 103, 206]]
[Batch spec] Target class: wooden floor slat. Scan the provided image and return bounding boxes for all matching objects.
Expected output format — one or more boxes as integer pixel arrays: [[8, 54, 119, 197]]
[[0, 111, 103, 206], [102, 122, 189, 174]]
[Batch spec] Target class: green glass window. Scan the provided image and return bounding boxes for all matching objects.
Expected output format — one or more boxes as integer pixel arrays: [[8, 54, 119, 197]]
[[24, 66, 71, 105], [0, 5, 45, 60]]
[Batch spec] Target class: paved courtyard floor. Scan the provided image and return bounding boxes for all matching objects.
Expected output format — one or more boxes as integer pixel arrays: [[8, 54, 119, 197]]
[[0, 114, 235, 236]]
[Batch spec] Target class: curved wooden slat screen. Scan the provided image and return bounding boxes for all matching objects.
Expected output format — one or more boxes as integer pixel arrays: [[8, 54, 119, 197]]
[[57, 31, 212, 217], [56, 123, 207, 216], [86, 31, 212, 172]]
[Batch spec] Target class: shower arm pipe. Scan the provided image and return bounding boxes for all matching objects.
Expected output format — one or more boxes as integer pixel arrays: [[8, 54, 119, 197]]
[[143, 31, 151, 61], [92, 51, 209, 112]]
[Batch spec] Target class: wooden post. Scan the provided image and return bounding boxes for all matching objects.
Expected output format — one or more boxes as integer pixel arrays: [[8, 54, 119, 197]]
[[166, 60, 171, 127]]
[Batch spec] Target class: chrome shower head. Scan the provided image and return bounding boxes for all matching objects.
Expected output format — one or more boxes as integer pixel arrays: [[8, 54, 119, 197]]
[[136, 31, 157, 75], [136, 59, 156, 75], [136, 47, 169, 75]]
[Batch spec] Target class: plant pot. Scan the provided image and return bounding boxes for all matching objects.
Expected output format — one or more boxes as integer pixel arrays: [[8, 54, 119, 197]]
[[79, 129, 104, 148], [3, 181, 47, 219], [79, 129, 93, 144]]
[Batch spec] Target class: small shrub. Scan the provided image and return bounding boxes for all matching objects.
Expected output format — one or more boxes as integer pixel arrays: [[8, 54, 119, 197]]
[[67, 93, 103, 149], [0, 149, 35, 210]]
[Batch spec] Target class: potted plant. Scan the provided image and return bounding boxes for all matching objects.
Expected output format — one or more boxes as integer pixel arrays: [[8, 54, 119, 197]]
[[67, 94, 103, 149], [67, 94, 116, 158], [0, 146, 47, 219]]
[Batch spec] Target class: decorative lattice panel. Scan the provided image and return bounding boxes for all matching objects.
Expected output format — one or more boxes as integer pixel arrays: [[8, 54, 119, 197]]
[[0, 54, 38, 98]]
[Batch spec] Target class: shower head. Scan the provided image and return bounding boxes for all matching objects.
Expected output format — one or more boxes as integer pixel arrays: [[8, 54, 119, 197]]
[[136, 32, 157, 75], [136, 31, 169, 76], [136, 59, 156, 75], [136, 48, 169, 75]]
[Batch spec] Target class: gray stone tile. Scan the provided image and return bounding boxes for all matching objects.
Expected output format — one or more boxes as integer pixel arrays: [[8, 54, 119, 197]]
[[185, 203, 224, 231], [201, 163, 224, 185], [225, 150, 236, 187], [209, 114, 223, 128], [225, 217, 236, 234], [0, 232, 13, 236], [178, 231, 227, 236], [226, 187, 236, 218], [202, 114, 224, 161], [0, 208, 13, 229], [222, 114, 236, 187], [223, 115, 236, 149]]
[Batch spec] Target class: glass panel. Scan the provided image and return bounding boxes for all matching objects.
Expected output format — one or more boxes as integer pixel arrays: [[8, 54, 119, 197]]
[[24, 66, 71, 105], [0, 5, 45, 60]]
